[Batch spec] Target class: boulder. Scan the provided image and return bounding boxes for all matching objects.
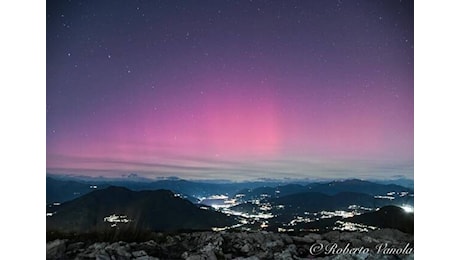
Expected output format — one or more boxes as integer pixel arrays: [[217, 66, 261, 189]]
[[274, 250, 292, 260], [185, 254, 204, 260], [46, 239, 67, 259], [322, 231, 341, 242], [361, 235, 380, 245], [282, 234, 294, 245], [304, 233, 322, 241], [91, 242, 108, 251], [241, 243, 251, 253], [132, 250, 148, 257], [95, 251, 111, 260], [265, 239, 284, 249], [115, 246, 132, 259], [66, 241, 84, 253]]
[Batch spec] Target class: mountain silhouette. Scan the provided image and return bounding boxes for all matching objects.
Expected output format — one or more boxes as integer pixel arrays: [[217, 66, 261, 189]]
[[47, 186, 237, 232], [306, 179, 412, 196], [347, 205, 414, 234], [235, 179, 412, 200]]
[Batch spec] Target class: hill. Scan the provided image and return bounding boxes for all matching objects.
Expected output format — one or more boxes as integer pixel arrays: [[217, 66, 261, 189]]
[[46, 177, 106, 204], [347, 205, 414, 234], [306, 179, 412, 196], [47, 186, 237, 232], [235, 179, 412, 200]]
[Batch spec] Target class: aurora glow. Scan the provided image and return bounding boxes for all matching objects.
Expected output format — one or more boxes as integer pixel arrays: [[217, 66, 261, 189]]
[[47, 0, 413, 180]]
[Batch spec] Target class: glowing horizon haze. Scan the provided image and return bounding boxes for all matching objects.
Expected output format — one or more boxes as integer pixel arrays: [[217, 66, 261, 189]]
[[47, 0, 413, 181]]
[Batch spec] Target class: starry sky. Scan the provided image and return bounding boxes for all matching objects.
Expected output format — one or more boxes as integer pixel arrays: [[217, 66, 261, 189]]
[[46, 0, 413, 181]]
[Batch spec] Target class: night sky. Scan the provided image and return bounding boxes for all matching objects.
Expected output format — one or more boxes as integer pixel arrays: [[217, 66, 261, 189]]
[[46, 0, 414, 181]]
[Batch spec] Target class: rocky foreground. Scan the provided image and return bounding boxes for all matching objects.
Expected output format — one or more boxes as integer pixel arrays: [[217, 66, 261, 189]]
[[47, 229, 414, 260]]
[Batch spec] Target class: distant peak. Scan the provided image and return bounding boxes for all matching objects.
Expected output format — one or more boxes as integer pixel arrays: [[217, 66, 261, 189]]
[[104, 186, 132, 192]]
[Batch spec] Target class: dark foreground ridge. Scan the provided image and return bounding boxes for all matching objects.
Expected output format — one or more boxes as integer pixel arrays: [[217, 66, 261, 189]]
[[47, 186, 236, 232], [47, 229, 413, 260]]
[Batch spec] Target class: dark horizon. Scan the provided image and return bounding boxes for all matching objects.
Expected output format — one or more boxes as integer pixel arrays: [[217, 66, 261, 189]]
[[46, 172, 414, 184]]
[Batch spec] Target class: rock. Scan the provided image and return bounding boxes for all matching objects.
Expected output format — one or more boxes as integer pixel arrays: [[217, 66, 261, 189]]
[[105, 242, 120, 250], [241, 243, 251, 253], [51, 229, 414, 259], [95, 251, 111, 260], [233, 257, 259, 260], [401, 254, 415, 260], [76, 250, 96, 259], [106, 243, 130, 259], [66, 241, 84, 252], [92, 242, 108, 251], [316, 240, 330, 247], [265, 239, 284, 249], [243, 256, 260, 260], [201, 242, 217, 253], [252, 233, 265, 245], [304, 233, 322, 241], [46, 239, 67, 259], [369, 229, 410, 243], [301, 235, 315, 243], [282, 234, 294, 245], [365, 253, 399, 260], [256, 251, 273, 259], [323, 231, 341, 242], [134, 256, 158, 260], [186, 254, 204, 260], [232, 239, 242, 249], [115, 246, 132, 259], [204, 251, 217, 260], [134, 241, 162, 257], [285, 244, 297, 255], [132, 250, 148, 257], [274, 250, 293, 260], [329, 254, 355, 260], [354, 252, 370, 260], [65, 241, 84, 257], [338, 232, 358, 242], [296, 246, 309, 258], [361, 235, 379, 245], [292, 236, 314, 244], [200, 241, 220, 259], [348, 238, 363, 247]]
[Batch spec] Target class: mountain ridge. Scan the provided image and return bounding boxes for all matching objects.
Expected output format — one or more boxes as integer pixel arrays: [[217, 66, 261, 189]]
[[47, 186, 237, 232]]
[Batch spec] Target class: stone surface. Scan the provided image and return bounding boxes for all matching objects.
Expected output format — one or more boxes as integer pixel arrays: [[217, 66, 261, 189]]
[[132, 250, 147, 257], [46, 239, 67, 259], [46, 229, 413, 260]]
